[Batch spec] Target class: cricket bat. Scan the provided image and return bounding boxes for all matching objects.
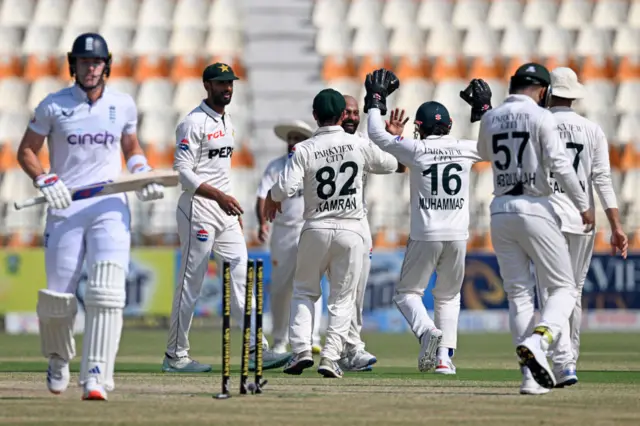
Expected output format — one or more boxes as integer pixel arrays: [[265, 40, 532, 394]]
[[14, 170, 179, 211]]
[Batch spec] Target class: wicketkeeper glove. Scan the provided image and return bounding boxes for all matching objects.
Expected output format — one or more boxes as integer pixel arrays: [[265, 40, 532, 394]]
[[364, 68, 400, 116], [459, 78, 492, 123], [34, 173, 72, 210]]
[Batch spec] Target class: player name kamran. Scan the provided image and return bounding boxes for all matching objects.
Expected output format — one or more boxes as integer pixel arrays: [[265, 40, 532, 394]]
[[314, 144, 354, 163], [419, 197, 465, 210], [316, 197, 357, 212], [497, 172, 537, 187]]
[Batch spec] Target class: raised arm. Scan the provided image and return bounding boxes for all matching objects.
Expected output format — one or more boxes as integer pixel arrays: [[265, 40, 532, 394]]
[[367, 108, 418, 167]]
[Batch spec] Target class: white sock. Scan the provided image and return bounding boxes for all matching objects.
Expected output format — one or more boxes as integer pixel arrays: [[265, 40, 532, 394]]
[[437, 347, 450, 359]]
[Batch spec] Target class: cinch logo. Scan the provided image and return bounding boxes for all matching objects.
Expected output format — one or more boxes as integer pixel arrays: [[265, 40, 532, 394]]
[[207, 130, 225, 140], [208, 147, 233, 159], [196, 229, 209, 242], [178, 139, 189, 151], [67, 132, 116, 145]]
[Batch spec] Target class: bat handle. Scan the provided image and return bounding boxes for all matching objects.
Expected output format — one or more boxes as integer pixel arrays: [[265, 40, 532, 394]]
[[14, 196, 46, 210]]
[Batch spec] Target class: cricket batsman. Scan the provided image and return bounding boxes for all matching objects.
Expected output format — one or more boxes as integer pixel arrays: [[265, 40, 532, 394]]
[[255, 120, 325, 354], [539, 67, 628, 387], [16, 33, 165, 400], [163, 62, 292, 373], [365, 69, 482, 374], [263, 89, 398, 378], [473, 63, 594, 394]]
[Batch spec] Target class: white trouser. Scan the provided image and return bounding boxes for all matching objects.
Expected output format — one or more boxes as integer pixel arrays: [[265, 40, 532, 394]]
[[393, 239, 466, 349], [269, 223, 322, 348], [44, 196, 132, 293], [491, 213, 578, 347], [345, 218, 372, 354], [289, 225, 365, 360], [167, 208, 266, 358], [537, 232, 594, 367]]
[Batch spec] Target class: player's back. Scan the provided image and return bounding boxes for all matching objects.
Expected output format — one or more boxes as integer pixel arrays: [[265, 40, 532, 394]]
[[409, 135, 480, 241], [31, 85, 137, 189], [548, 107, 606, 233], [297, 127, 395, 223]]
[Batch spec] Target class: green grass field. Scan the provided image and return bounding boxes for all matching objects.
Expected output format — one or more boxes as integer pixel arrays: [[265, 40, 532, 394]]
[[1, 330, 639, 425]]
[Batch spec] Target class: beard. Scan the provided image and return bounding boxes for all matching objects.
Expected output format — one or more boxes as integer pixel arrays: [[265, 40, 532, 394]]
[[342, 119, 359, 134], [212, 91, 232, 106]]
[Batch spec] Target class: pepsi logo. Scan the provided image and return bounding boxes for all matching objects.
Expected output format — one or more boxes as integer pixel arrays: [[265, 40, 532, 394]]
[[178, 139, 189, 151], [196, 229, 209, 242]]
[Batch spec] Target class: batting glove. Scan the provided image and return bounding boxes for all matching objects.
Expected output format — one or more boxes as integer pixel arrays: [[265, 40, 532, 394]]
[[35, 173, 72, 210], [364, 68, 400, 116], [460, 78, 493, 123], [132, 165, 165, 202]]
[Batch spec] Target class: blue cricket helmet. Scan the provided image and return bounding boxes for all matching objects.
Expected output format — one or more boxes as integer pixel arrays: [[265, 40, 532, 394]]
[[67, 33, 112, 78]]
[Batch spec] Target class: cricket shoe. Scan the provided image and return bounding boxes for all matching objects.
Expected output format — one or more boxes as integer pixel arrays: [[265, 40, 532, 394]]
[[516, 335, 556, 389], [553, 363, 578, 388], [283, 350, 314, 375], [520, 366, 550, 395], [82, 376, 108, 401], [162, 355, 212, 373], [250, 346, 292, 371], [418, 327, 443, 372], [46, 355, 70, 394], [317, 357, 344, 378], [337, 350, 377, 372], [434, 357, 456, 375]]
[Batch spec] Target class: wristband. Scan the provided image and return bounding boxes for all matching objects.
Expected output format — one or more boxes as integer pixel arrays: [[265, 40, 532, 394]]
[[126, 155, 150, 173]]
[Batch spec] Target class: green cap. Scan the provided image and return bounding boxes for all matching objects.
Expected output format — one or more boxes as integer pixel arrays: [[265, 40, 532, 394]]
[[313, 88, 346, 121], [202, 62, 239, 82], [415, 101, 451, 130], [511, 62, 551, 86]]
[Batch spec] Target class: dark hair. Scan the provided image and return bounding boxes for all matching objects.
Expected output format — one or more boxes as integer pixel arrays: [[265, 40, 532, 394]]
[[316, 112, 343, 126]]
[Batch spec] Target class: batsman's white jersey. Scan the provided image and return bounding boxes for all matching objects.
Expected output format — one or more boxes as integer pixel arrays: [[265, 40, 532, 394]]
[[256, 155, 323, 349], [167, 101, 261, 358], [478, 94, 590, 346], [367, 108, 480, 351], [30, 84, 138, 392], [270, 125, 397, 360], [542, 106, 618, 368]]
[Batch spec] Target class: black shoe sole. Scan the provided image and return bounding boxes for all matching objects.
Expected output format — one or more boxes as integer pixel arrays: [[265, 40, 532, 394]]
[[283, 359, 314, 375], [516, 345, 555, 389]]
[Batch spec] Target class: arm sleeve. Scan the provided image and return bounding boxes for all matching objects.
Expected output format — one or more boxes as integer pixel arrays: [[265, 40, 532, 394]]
[[366, 108, 418, 166], [174, 119, 205, 194], [477, 118, 492, 162], [122, 95, 138, 135], [591, 126, 618, 209], [363, 141, 399, 174], [539, 114, 589, 212], [256, 163, 277, 199], [28, 96, 53, 136], [271, 146, 306, 202]]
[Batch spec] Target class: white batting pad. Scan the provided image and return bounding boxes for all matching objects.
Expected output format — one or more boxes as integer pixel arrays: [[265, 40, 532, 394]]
[[36, 289, 78, 361], [79, 261, 126, 392]]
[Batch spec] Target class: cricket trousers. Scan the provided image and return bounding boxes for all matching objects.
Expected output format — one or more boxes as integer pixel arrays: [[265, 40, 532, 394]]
[[269, 223, 323, 349], [491, 212, 578, 347], [537, 232, 594, 367], [166, 208, 266, 358], [289, 222, 366, 361], [393, 239, 466, 350]]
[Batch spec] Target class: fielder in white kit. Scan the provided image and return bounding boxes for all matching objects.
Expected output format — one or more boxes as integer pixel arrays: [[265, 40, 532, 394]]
[[255, 120, 324, 354], [365, 69, 482, 374], [16, 33, 164, 400], [163, 63, 291, 373], [263, 89, 398, 378], [475, 63, 594, 394], [539, 67, 628, 387]]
